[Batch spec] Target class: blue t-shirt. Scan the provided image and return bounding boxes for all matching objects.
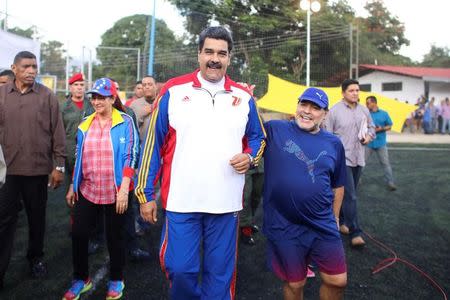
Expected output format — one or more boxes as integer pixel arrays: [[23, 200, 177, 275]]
[[263, 120, 347, 240], [423, 106, 432, 123], [368, 109, 393, 149]]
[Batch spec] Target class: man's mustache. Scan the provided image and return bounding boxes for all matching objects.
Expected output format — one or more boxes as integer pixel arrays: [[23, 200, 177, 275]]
[[207, 61, 222, 69]]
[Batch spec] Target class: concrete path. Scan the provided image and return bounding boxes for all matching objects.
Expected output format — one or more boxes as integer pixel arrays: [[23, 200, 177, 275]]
[[387, 133, 450, 144]]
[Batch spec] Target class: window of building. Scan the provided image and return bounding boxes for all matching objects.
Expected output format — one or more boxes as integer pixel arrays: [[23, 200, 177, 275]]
[[382, 82, 402, 91], [360, 84, 371, 92]]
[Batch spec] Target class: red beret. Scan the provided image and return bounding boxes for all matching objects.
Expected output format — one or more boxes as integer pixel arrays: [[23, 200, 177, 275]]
[[68, 73, 84, 85]]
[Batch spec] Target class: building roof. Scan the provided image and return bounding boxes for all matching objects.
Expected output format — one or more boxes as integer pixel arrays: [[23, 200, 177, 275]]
[[360, 64, 450, 82]]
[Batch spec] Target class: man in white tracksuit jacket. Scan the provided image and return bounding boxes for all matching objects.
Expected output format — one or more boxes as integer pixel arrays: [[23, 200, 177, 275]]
[[136, 26, 266, 300]]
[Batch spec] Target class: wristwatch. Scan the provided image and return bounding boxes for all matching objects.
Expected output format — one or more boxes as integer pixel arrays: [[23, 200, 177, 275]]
[[55, 166, 65, 173]]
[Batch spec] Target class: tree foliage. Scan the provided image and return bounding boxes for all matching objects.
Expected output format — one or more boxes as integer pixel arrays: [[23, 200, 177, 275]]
[[421, 45, 450, 68], [40, 41, 66, 80], [4, 25, 34, 39], [169, 0, 308, 90], [3, 0, 430, 96], [94, 14, 184, 90], [362, 0, 409, 53], [167, 0, 413, 91]]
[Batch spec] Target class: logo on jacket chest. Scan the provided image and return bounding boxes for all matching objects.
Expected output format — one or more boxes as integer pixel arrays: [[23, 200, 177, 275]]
[[119, 137, 126, 144], [232, 96, 241, 106]]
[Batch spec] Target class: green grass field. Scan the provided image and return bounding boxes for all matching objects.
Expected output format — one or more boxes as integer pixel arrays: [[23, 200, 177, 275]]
[[1, 144, 449, 299]]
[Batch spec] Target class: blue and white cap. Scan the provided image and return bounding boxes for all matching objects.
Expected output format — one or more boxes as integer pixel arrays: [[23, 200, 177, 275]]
[[86, 78, 117, 97], [298, 87, 329, 109]]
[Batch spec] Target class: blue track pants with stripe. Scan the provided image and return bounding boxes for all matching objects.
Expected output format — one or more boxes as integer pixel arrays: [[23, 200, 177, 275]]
[[159, 211, 239, 300]]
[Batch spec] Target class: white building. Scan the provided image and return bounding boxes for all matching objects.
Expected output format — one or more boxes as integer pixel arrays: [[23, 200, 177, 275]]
[[358, 64, 450, 104]]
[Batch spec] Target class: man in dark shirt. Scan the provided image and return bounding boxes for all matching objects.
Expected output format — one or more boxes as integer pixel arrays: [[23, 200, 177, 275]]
[[0, 51, 66, 288], [0, 70, 14, 86]]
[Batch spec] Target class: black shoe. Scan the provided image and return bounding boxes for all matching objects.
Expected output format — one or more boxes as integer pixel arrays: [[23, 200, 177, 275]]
[[30, 260, 47, 278], [88, 240, 101, 255], [129, 248, 151, 261]]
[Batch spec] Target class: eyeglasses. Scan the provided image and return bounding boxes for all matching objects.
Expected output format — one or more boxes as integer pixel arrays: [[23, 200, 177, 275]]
[[91, 94, 107, 100]]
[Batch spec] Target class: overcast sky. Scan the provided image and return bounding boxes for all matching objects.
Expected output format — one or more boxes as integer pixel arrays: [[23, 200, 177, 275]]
[[2, 0, 449, 63]]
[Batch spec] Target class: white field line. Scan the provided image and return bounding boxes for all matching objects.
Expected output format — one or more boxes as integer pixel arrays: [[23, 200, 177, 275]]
[[389, 147, 450, 151]]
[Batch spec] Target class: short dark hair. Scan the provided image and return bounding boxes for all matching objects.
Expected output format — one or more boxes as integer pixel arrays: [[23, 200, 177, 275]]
[[341, 79, 359, 92], [142, 75, 156, 83], [136, 80, 142, 85], [0, 69, 14, 79], [366, 95, 377, 104], [13, 51, 36, 64], [198, 26, 233, 52]]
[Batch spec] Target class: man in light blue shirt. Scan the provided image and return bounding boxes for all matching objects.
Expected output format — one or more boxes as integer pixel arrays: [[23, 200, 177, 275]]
[[365, 95, 397, 191]]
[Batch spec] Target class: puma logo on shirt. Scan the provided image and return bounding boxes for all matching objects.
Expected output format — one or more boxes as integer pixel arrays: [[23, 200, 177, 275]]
[[284, 140, 327, 183]]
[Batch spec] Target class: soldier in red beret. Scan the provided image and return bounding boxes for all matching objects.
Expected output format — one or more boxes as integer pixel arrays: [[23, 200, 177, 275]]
[[68, 73, 83, 85], [62, 73, 90, 179]]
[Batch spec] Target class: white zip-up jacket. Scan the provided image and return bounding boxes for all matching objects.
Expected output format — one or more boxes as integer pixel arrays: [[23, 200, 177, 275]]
[[135, 70, 266, 213]]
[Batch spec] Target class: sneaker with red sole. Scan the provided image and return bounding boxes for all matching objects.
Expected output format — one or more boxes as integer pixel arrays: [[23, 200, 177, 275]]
[[62, 278, 92, 300], [106, 280, 125, 300]]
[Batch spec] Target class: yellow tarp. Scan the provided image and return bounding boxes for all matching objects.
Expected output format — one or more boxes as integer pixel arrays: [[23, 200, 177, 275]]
[[257, 74, 417, 132]]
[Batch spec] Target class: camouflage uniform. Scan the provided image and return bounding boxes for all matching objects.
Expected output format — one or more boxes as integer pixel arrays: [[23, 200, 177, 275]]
[[61, 96, 92, 177]]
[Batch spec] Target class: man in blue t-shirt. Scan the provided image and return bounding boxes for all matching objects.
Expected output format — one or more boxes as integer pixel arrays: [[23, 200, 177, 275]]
[[365, 96, 397, 191], [263, 87, 347, 300]]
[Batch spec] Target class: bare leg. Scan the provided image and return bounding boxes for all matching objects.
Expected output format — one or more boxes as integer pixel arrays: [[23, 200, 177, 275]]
[[283, 279, 306, 300], [319, 272, 347, 300]]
